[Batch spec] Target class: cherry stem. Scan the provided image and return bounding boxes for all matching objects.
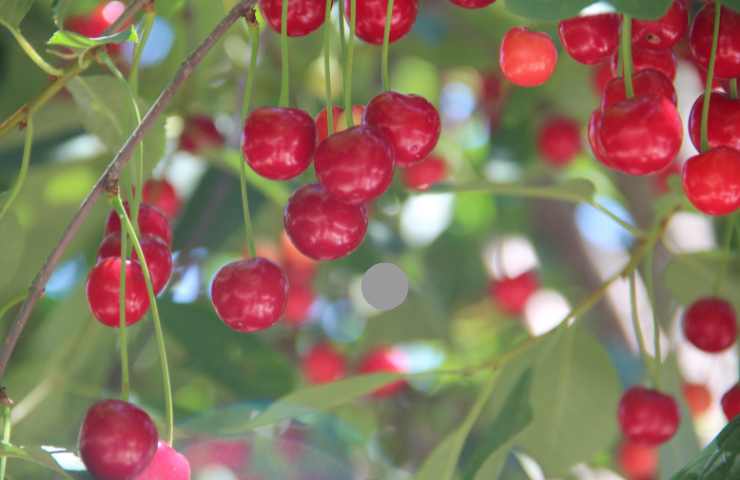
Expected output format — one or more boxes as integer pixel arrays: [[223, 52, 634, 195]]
[[239, 21, 260, 258], [701, 1, 722, 152], [629, 271, 657, 388], [344, 0, 357, 126], [0, 405, 11, 480], [730, 79, 738, 99], [620, 14, 634, 98], [714, 212, 737, 294], [322, 0, 334, 135], [0, 117, 33, 223], [1, 25, 62, 77], [113, 195, 174, 444], [116, 215, 131, 402], [278, 0, 290, 107], [129, 10, 156, 97], [338, 0, 346, 64], [381, 0, 395, 91], [643, 246, 661, 382]]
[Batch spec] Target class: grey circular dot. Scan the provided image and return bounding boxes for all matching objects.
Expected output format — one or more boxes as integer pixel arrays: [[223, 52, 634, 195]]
[[361, 263, 409, 311]]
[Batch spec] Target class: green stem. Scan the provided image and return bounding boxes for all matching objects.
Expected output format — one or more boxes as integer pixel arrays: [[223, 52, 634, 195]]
[[0, 405, 10, 480], [322, 0, 334, 134], [381, 0, 394, 91], [239, 162, 257, 258], [2, 24, 63, 77], [129, 11, 156, 97], [620, 15, 634, 98], [344, 0, 357, 126], [700, 1, 722, 153], [239, 20, 260, 258], [0, 295, 26, 321], [338, 0, 346, 64], [278, 0, 290, 107], [243, 23, 260, 118], [116, 210, 130, 402], [0, 118, 33, 222], [629, 271, 657, 387], [714, 213, 737, 294], [730, 79, 738, 99]]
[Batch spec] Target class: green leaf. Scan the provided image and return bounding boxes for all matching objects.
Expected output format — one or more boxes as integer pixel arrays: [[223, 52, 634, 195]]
[[0, 0, 34, 27], [0, 213, 26, 293], [502, 0, 593, 21], [664, 252, 740, 308], [726, 1, 740, 14], [47, 26, 139, 49], [0, 444, 74, 478], [671, 417, 740, 479], [610, 0, 674, 19]]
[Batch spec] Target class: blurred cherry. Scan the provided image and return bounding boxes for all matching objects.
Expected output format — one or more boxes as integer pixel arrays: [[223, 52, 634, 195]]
[[537, 116, 581, 167], [688, 92, 740, 152], [690, 4, 740, 79], [632, 0, 688, 50], [618, 386, 680, 446], [683, 297, 737, 353], [601, 69, 677, 109], [558, 13, 620, 65], [721, 384, 740, 421], [400, 154, 447, 190], [358, 346, 408, 397], [284, 284, 315, 326], [135, 442, 190, 480], [500, 27, 558, 87], [682, 146, 740, 215], [488, 271, 538, 315], [683, 383, 712, 417], [65, 1, 126, 54], [97, 234, 173, 295], [87, 257, 150, 328], [260, 0, 327, 36], [592, 62, 614, 97], [179, 115, 224, 153], [618, 440, 658, 480], [302, 343, 347, 384], [105, 203, 172, 246], [348, 0, 417, 44], [142, 179, 181, 220]]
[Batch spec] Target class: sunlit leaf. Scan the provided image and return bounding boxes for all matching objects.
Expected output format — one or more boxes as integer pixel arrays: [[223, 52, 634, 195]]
[[47, 26, 138, 49]]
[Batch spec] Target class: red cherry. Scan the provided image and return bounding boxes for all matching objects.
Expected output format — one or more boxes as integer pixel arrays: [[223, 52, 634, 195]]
[[721, 384, 740, 421], [652, 161, 681, 194], [87, 257, 150, 328], [500, 27, 558, 87], [242, 107, 316, 180], [316, 105, 344, 142], [682, 146, 740, 216], [601, 68, 677, 110], [301, 343, 347, 384], [618, 440, 658, 480], [358, 346, 408, 397], [185, 439, 250, 472], [65, 1, 126, 54], [611, 47, 677, 81], [283, 183, 368, 260], [618, 386, 680, 446], [284, 284, 314, 326], [558, 13, 620, 65], [105, 203, 172, 247], [596, 95, 683, 175], [632, 0, 688, 50], [592, 62, 615, 97], [79, 399, 158, 480], [179, 115, 224, 154], [259, 0, 327, 37], [142, 179, 181, 220], [364, 91, 441, 167], [210, 258, 288, 333], [537, 116, 581, 167], [315, 126, 394, 205], [134, 442, 191, 480], [400, 154, 447, 190], [588, 109, 614, 168], [449, 0, 495, 9], [683, 297, 737, 353], [488, 271, 538, 315], [481, 69, 506, 117], [97, 234, 173, 295], [347, 0, 417, 45], [688, 92, 740, 152], [683, 383, 712, 417], [690, 4, 740, 79]]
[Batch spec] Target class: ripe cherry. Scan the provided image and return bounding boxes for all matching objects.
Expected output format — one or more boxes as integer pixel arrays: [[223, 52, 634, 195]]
[[260, 0, 327, 37], [400, 154, 447, 190], [97, 234, 173, 295], [79, 399, 158, 480], [179, 115, 224, 154], [500, 27, 558, 87], [348, 0, 418, 44], [558, 13, 620, 65], [302, 343, 347, 384], [537, 116, 581, 167], [358, 346, 408, 397], [242, 107, 316, 180], [618, 440, 658, 480], [449, 0, 495, 9], [588, 109, 614, 168], [618, 386, 680, 446], [592, 62, 614, 96], [611, 47, 677, 81], [601, 68, 677, 110], [682, 146, 740, 216], [488, 271, 538, 315], [87, 257, 150, 328], [690, 4, 740, 79], [721, 384, 740, 421], [315, 126, 394, 205], [283, 183, 368, 260], [105, 203, 172, 247], [683, 383, 712, 417], [364, 91, 441, 167], [134, 442, 191, 480], [211, 258, 288, 333], [142, 179, 181, 220], [284, 284, 314, 326], [688, 92, 740, 152], [632, 0, 688, 50], [683, 297, 737, 353]]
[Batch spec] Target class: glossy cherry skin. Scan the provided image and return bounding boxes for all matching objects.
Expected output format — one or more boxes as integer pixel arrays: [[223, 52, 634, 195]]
[[302, 343, 347, 384], [242, 107, 316, 180], [537, 117, 581, 167], [682, 146, 740, 216], [601, 69, 676, 110], [596, 95, 683, 175], [347, 0, 417, 44], [618, 386, 680, 446], [79, 399, 158, 480], [284, 284, 314, 326], [134, 442, 191, 480], [721, 384, 740, 421], [211, 258, 288, 333], [315, 126, 394, 205], [683, 297, 737, 353], [364, 91, 440, 167], [688, 92, 740, 152], [618, 441, 658, 480], [500, 27, 558, 87], [558, 13, 620, 65], [449, 0, 495, 9], [105, 203, 172, 247], [632, 0, 688, 50], [683, 383, 712, 417], [611, 47, 677, 81], [97, 234, 173, 295], [690, 4, 740, 79], [358, 346, 408, 397], [488, 271, 538, 315], [284, 184, 368, 260], [179, 115, 224, 154], [87, 257, 150, 328], [401, 154, 447, 191], [142, 179, 181, 220], [260, 0, 327, 37]]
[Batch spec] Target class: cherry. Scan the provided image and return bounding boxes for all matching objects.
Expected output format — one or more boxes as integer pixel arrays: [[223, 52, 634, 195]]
[[682, 297, 737, 353], [683, 383, 712, 417], [721, 384, 740, 421], [488, 271, 538, 315], [242, 107, 316, 180], [79, 399, 158, 480], [179, 115, 224, 154], [601, 68, 677, 110], [134, 442, 191, 480], [611, 47, 677, 81], [400, 154, 447, 191], [558, 13, 620, 65], [284, 284, 314, 326], [87, 257, 150, 328], [315, 126, 395, 205], [682, 146, 740, 216], [316, 105, 366, 142], [688, 92, 740, 152], [592, 62, 614, 97], [537, 116, 581, 167], [260, 0, 327, 37], [210, 258, 288, 333], [596, 95, 683, 175], [618, 386, 680, 446], [690, 4, 740, 79], [500, 27, 558, 88], [618, 440, 658, 480], [97, 234, 173, 295], [632, 0, 688, 50], [449, 0, 495, 9], [301, 343, 347, 384], [347, 0, 418, 45], [588, 109, 614, 168], [142, 179, 181, 220], [65, 1, 126, 54], [364, 91, 441, 167], [358, 346, 408, 397], [105, 203, 173, 247], [185, 439, 250, 473], [283, 183, 368, 260]]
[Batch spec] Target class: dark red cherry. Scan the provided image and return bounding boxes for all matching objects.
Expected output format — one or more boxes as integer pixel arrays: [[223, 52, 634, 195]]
[[364, 91, 441, 167], [178, 115, 224, 153], [315, 126, 394, 205], [105, 203, 172, 247], [690, 4, 740, 79], [721, 384, 740, 421], [601, 68, 677, 110], [688, 92, 740, 152], [358, 346, 408, 397], [597, 95, 683, 175], [86, 257, 150, 328], [97, 234, 173, 295], [558, 13, 620, 65], [488, 271, 538, 315], [611, 47, 677, 81], [537, 116, 581, 167], [683, 297, 737, 353], [618, 386, 680, 446], [242, 107, 316, 180], [284, 284, 314, 326], [449, 0, 495, 9], [134, 442, 191, 480], [500, 27, 558, 87], [682, 146, 740, 215], [632, 0, 688, 50], [142, 179, 181, 220], [79, 399, 158, 480], [400, 154, 447, 191], [347, 0, 417, 44], [260, 0, 327, 37], [283, 183, 368, 260], [302, 343, 347, 384], [210, 258, 288, 333], [588, 109, 614, 168]]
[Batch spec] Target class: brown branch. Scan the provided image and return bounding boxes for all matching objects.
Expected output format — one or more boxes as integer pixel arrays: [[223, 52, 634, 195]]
[[0, 0, 256, 381]]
